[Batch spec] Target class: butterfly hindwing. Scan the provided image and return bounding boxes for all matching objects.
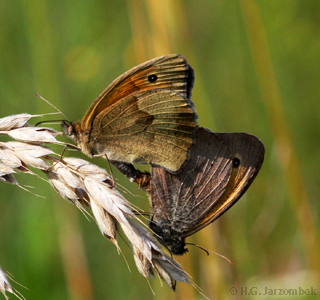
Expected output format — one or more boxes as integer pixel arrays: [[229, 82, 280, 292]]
[[149, 128, 233, 239], [147, 127, 265, 254], [183, 132, 265, 236]]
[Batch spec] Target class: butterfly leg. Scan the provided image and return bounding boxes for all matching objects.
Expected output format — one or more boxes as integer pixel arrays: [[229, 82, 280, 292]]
[[134, 171, 151, 190], [110, 161, 151, 187]]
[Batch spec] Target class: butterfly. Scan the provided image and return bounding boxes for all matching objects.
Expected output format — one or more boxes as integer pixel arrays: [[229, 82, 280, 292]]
[[141, 127, 265, 255], [63, 54, 197, 180]]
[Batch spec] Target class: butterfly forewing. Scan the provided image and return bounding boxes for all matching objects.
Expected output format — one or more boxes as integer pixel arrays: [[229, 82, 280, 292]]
[[68, 54, 198, 173], [150, 128, 233, 236], [90, 89, 196, 171], [81, 54, 194, 130]]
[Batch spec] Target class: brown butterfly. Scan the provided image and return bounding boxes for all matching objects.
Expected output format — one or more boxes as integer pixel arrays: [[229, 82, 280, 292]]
[[63, 54, 197, 180], [141, 127, 265, 255]]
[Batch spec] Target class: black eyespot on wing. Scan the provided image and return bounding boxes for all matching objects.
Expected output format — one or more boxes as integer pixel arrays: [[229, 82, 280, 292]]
[[148, 74, 158, 83], [233, 158, 240, 168]]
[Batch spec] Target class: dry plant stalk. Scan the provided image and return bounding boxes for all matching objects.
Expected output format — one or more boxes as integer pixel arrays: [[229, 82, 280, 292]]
[[0, 113, 189, 292], [0, 267, 13, 300], [0, 266, 24, 300]]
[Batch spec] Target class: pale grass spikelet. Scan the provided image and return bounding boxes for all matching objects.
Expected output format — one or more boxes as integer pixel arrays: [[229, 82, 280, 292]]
[[122, 218, 157, 262], [1, 142, 52, 170], [52, 161, 84, 189], [90, 199, 118, 245], [82, 171, 190, 288], [84, 177, 135, 220], [0, 148, 27, 172], [46, 169, 87, 209], [0, 267, 13, 300], [44, 158, 187, 287], [0, 113, 35, 131], [125, 219, 190, 287], [6, 127, 60, 144], [0, 164, 18, 185], [0, 112, 190, 290], [0, 266, 24, 300], [0, 164, 15, 177], [42, 157, 89, 209], [152, 250, 190, 287], [62, 157, 113, 185], [57, 158, 118, 245], [62, 157, 110, 178], [132, 246, 154, 279], [152, 257, 176, 289]]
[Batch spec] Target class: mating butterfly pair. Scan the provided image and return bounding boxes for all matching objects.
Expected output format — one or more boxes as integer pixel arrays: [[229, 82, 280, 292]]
[[64, 54, 264, 255]]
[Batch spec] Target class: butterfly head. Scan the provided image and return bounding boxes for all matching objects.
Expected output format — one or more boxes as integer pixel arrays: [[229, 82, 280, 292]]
[[149, 219, 188, 255], [62, 120, 76, 137], [62, 121, 96, 156]]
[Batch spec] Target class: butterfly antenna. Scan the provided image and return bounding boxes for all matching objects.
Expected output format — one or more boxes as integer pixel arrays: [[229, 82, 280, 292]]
[[186, 242, 233, 264], [185, 243, 210, 256], [35, 93, 70, 121], [210, 250, 233, 265], [35, 119, 70, 126]]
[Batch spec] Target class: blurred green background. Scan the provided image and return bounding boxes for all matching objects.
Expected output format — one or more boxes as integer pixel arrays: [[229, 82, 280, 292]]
[[0, 0, 319, 299]]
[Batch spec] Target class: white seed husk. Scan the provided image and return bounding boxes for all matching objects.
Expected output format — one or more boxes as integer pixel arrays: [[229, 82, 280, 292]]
[[0, 113, 190, 289], [0, 113, 33, 131]]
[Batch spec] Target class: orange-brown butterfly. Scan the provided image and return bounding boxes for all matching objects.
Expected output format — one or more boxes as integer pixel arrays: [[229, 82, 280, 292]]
[[63, 54, 197, 180], [141, 127, 265, 255]]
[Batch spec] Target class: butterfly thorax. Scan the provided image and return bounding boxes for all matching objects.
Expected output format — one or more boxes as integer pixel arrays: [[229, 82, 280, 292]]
[[149, 220, 188, 255]]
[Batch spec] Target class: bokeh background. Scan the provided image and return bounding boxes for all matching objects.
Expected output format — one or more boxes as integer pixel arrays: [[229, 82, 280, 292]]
[[0, 0, 319, 299]]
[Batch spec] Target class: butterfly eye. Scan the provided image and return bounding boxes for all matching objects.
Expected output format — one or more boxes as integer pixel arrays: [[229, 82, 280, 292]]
[[67, 125, 75, 136], [233, 158, 240, 168], [148, 74, 158, 83]]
